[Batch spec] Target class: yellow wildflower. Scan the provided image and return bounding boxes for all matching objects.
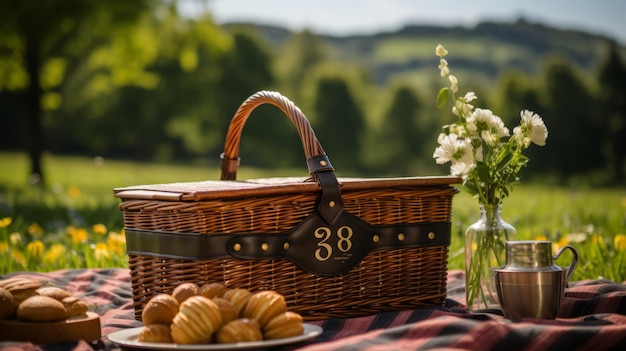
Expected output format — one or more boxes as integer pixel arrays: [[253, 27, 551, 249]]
[[28, 223, 44, 237], [534, 235, 548, 241], [614, 234, 626, 251], [69, 227, 88, 244], [27, 240, 45, 258], [0, 241, 8, 252], [92, 224, 107, 235], [9, 232, 22, 245], [0, 217, 11, 228], [68, 185, 81, 198], [43, 244, 66, 266], [11, 250, 26, 267], [107, 232, 126, 254], [94, 242, 110, 261]]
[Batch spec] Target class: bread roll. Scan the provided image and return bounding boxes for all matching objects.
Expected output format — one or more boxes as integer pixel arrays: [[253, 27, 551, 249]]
[[142, 293, 179, 325], [171, 283, 199, 304], [170, 296, 222, 344], [216, 318, 263, 344], [241, 290, 287, 327], [0, 287, 15, 319], [62, 296, 89, 318], [222, 288, 252, 316], [212, 297, 237, 324], [37, 286, 71, 301], [263, 311, 304, 340], [138, 323, 173, 343], [1, 278, 42, 306], [199, 282, 228, 299], [17, 295, 66, 322]]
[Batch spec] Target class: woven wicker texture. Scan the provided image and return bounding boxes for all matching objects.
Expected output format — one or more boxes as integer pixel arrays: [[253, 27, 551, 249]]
[[116, 91, 460, 320]]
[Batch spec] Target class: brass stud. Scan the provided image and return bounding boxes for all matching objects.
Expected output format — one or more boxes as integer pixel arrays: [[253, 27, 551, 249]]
[[428, 232, 436, 240], [372, 235, 380, 243], [233, 243, 241, 252], [398, 233, 405, 241], [283, 242, 290, 250], [329, 201, 336, 208], [261, 242, 269, 251], [320, 160, 328, 166]]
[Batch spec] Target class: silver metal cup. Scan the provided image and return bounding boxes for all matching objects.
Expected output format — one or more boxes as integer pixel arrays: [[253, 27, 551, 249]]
[[493, 241, 578, 319]]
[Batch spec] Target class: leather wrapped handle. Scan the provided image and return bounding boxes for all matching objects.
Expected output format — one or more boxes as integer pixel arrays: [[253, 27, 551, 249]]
[[220, 90, 344, 224], [220, 90, 327, 180]]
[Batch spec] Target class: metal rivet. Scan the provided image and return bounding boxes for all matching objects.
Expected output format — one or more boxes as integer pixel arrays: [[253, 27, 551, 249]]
[[320, 160, 328, 166], [372, 235, 380, 243], [398, 233, 405, 241], [283, 242, 290, 250], [233, 243, 241, 252], [428, 232, 436, 240], [261, 242, 269, 251], [329, 201, 336, 208]]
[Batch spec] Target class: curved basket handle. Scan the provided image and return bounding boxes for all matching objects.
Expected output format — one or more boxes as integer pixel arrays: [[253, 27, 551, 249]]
[[220, 90, 344, 224], [220, 90, 327, 180]]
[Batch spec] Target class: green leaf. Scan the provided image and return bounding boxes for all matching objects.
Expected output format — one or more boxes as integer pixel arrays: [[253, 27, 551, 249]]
[[436, 87, 449, 108]]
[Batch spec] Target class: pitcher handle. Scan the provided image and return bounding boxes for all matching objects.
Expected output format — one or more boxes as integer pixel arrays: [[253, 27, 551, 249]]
[[553, 245, 578, 281]]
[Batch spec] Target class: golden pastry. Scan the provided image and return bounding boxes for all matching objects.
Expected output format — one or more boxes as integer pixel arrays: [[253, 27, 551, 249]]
[[138, 323, 173, 343], [199, 282, 228, 299], [1, 277, 42, 306], [0, 287, 15, 319], [142, 293, 179, 325], [241, 290, 287, 327], [263, 311, 305, 340], [36, 286, 71, 301], [222, 288, 252, 316], [212, 297, 237, 324], [61, 296, 89, 318], [17, 295, 66, 322], [170, 296, 222, 344], [171, 282, 199, 304], [216, 318, 263, 344]]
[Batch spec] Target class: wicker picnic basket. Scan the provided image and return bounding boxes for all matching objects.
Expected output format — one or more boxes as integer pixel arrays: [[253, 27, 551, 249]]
[[115, 90, 460, 321]]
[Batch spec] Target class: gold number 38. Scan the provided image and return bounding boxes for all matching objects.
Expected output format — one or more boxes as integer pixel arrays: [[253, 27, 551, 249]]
[[314, 226, 354, 261]]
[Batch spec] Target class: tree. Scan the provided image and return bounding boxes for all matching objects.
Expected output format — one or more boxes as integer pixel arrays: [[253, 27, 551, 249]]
[[596, 41, 626, 182], [309, 75, 365, 173], [538, 56, 603, 178], [371, 84, 431, 175], [0, 0, 154, 185]]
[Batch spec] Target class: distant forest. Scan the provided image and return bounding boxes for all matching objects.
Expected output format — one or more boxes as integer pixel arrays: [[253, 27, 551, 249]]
[[1, 2, 625, 186]]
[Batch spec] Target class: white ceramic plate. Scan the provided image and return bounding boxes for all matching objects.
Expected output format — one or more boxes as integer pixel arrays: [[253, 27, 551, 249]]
[[107, 323, 322, 350]]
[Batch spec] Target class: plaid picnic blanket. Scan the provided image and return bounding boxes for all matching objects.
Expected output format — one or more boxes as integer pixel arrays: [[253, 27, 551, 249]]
[[1, 269, 625, 351]]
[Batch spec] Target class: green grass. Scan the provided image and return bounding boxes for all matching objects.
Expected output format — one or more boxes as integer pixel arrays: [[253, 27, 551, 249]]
[[1, 152, 624, 282]]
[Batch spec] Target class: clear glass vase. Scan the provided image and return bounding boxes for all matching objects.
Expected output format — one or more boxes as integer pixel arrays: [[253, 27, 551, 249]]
[[465, 203, 516, 312]]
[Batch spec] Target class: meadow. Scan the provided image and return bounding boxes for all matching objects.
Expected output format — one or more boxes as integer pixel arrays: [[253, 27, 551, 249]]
[[0, 152, 624, 282]]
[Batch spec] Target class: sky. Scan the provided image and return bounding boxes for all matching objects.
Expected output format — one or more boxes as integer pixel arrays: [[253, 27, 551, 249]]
[[180, 0, 626, 44]]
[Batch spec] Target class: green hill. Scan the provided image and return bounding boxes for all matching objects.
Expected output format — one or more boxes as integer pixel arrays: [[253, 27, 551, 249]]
[[224, 18, 624, 90]]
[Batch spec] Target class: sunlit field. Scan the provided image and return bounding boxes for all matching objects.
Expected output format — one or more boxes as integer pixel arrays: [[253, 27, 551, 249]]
[[1, 152, 624, 282]]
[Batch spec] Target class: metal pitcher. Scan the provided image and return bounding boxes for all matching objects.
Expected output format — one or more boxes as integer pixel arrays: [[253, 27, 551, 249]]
[[493, 240, 578, 319]]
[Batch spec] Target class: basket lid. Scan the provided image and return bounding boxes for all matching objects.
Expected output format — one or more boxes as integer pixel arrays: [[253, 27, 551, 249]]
[[114, 176, 461, 202]]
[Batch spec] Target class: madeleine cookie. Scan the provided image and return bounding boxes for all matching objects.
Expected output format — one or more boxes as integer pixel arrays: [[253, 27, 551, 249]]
[[171, 283, 199, 304], [62, 296, 89, 318], [263, 311, 304, 340], [37, 286, 72, 301], [142, 293, 179, 325], [241, 290, 287, 327], [138, 323, 173, 343], [17, 295, 66, 322], [212, 297, 237, 324], [222, 288, 252, 316], [1, 278, 42, 306], [170, 296, 222, 344], [199, 282, 228, 299], [216, 318, 263, 344]]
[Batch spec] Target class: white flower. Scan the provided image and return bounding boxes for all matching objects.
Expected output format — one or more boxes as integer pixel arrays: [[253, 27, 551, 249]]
[[520, 110, 548, 146], [450, 161, 475, 177], [433, 133, 473, 166], [436, 44, 448, 57], [463, 92, 477, 102], [467, 108, 509, 145]]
